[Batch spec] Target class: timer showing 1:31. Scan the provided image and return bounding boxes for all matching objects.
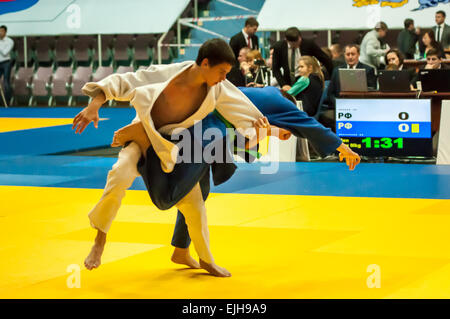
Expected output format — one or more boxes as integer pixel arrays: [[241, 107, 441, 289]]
[[361, 137, 404, 149]]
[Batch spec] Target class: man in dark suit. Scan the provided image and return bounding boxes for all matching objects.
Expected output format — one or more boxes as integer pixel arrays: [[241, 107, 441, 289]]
[[272, 27, 333, 92], [433, 10, 450, 50], [397, 18, 419, 59], [327, 44, 377, 108], [229, 17, 259, 61], [330, 43, 345, 68]]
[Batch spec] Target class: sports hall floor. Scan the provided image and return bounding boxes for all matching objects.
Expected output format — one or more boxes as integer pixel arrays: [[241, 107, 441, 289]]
[[1, 107, 450, 299]]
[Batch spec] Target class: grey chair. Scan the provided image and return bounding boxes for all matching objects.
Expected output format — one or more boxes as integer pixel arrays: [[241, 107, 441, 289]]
[[92, 66, 113, 82], [35, 36, 55, 67], [116, 66, 133, 74], [29, 67, 52, 105], [70, 66, 92, 106], [54, 36, 74, 67], [12, 67, 33, 105], [73, 35, 95, 66], [49, 66, 72, 105], [113, 34, 134, 67], [134, 34, 153, 68]]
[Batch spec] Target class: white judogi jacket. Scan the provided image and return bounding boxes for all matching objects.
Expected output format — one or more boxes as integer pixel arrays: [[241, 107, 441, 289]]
[[82, 61, 263, 173]]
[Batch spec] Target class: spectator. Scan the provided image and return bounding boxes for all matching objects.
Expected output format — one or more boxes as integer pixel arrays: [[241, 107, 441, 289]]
[[411, 48, 449, 89], [423, 48, 449, 70], [272, 27, 333, 92], [0, 25, 13, 104], [421, 30, 445, 59], [226, 47, 249, 87], [360, 22, 389, 73], [330, 43, 345, 68], [241, 49, 269, 87], [265, 46, 279, 87], [322, 46, 332, 60], [433, 10, 450, 49], [327, 44, 376, 108], [229, 17, 259, 61], [385, 49, 417, 86], [397, 18, 420, 59], [287, 56, 324, 117]]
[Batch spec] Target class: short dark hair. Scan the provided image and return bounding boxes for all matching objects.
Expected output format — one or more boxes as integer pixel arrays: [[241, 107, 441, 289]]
[[344, 44, 360, 54], [285, 27, 301, 42], [404, 18, 414, 29], [385, 49, 404, 66], [196, 38, 236, 66], [436, 10, 446, 18], [427, 48, 442, 58], [375, 21, 388, 31], [245, 17, 259, 27], [280, 89, 297, 105], [0, 25, 7, 32]]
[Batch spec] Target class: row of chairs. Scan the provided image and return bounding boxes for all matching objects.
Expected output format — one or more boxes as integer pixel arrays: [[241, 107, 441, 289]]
[[12, 65, 147, 106], [11, 32, 176, 71]]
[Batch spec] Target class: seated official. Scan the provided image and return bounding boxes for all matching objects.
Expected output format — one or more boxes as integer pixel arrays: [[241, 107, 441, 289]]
[[287, 55, 324, 117], [385, 49, 417, 82], [226, 47, 250, 87], [411, 48, 449, 87], [242, 50, 270, 87], [327, 44, 377, 108]]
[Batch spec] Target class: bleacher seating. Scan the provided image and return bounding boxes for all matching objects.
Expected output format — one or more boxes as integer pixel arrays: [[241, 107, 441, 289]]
[[30, 67, 52, 105], [12, 67, 33, 104], [49, 67, 72, 105]]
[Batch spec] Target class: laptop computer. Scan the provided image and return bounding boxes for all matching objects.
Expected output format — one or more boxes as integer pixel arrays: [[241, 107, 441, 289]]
[[378, 70, 411, 92], [339, 68, 370, 92], [418, 69, 450, 92]]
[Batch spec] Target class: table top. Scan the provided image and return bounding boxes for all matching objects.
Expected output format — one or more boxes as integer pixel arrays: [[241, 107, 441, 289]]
[[404, 59, 450, 67], [340, 91, 450, 98]]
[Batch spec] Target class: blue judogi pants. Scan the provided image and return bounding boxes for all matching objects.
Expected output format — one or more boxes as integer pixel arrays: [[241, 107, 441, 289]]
[[170, 86, 343, 248]]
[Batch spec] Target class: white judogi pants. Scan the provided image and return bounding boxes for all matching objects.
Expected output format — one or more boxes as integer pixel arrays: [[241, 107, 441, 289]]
[[88, 142, 214, 264]]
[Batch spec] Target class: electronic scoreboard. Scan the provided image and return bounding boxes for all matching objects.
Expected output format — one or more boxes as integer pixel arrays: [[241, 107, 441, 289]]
[[336, 99, 432, 157]]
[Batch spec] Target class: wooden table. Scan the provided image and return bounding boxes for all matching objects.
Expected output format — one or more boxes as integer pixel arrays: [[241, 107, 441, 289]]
[[339, 91, 450, 132], [403, 59, 450, 68]]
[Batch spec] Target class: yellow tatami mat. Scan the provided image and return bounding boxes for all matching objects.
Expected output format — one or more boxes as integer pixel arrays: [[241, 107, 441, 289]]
[[1, 186, 450, 299]]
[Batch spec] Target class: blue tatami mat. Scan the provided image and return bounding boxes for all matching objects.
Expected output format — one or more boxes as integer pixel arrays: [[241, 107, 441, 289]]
[[1, 154, 450, 200]]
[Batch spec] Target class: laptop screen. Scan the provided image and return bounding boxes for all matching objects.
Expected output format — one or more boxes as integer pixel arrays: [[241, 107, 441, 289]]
[[336, 98, 432, 157]]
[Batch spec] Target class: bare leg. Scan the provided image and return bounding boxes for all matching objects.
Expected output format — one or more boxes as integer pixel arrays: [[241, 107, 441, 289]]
[[111, 121, 151, 156], [84, 230, 106, 270], [176, 183, 231, 277], [171, 247, 201, 269]]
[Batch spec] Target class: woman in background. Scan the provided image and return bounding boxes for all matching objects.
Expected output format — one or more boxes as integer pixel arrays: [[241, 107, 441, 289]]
[[287, 56, 324, 117], [421, 30, 445, 59], [241, 49, 269, 87]]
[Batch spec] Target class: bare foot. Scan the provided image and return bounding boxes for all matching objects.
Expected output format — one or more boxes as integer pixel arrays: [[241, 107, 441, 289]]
[[84, 230, 106, 270], [199, 259, 232, 277], [171, 247, 201, 269], [84, 244, 104, 270], [111, 121, 151, 154]]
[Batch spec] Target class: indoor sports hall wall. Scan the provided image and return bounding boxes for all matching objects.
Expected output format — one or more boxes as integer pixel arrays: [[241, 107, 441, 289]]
[[257, 0, 450, 31], [2, 0, 190, 36]]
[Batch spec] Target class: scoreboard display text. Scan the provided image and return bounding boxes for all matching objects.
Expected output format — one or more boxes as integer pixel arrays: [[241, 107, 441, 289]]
[[336, 99, 432, 157]]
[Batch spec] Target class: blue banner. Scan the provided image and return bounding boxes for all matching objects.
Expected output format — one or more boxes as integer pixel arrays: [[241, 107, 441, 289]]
[[336, 121, 431, 138]]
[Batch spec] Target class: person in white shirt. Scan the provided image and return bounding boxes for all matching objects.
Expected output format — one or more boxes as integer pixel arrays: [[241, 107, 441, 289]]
[[0, 25, 14, 104]]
